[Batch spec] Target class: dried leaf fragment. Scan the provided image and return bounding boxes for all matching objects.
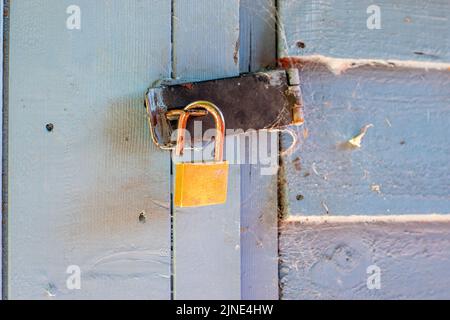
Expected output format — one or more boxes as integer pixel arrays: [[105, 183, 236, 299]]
[[348, 124, 374, 148], [371, 184, 381, 194]]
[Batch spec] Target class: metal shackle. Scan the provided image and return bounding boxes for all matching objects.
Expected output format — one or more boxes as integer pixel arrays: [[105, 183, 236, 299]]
[[174, 101, 225, 162]]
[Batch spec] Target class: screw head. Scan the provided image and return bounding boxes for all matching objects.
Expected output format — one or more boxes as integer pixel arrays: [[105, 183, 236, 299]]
[[46, 123, 54, 132]]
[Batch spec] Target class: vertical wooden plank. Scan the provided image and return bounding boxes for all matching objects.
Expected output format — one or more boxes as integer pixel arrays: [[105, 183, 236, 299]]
[[173, 0, 240, 81], [8, 0, 172, 299], [238, 0, 280, 299], [239, 0, 277, 73], [241, 132, 279, 300], [173, 137, 241, 300], [172, 0, 241, 300]]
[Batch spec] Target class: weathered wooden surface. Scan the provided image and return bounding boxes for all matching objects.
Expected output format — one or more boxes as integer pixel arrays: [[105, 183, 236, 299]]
[[280, 217, 450, 299], [8, 0, 171, 299], [278, 0, 450, 62], [173, 137, 241, 300], [172, 0, 240, 81], [238, 0, 280, 299], [241, 132, 279, 300], [282, 64, 450, 216], [171, 0, 243, 300], [239, 0, 277, 73], [277, 0, 450, 302], [174, 131, 280, 300]]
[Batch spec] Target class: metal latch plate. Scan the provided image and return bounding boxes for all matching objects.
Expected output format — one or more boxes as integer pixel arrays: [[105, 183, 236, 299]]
[[145, 70, 295, 149]]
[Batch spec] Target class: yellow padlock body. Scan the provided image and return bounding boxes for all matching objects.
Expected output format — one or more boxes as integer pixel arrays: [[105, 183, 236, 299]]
[[174, 161, 229, 207]]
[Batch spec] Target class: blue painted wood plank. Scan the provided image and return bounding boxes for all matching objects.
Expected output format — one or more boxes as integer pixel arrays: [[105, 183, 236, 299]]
[[278, 0, 450, 62], [282, 64, 450, 216], [172, 0, 242, 300], [173, 0, 240, 81], [241, 132, 279, 300], [280, 218, 450, 299], [239, 0, 279, 299], [173, 136, 241, 300], [8, 0, 172, 299], [239, 0, 277, 72]]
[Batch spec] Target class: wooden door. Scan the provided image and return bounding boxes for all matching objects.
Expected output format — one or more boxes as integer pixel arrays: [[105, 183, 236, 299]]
[[12, 0, 450, 300], [3, 0, 280, 300]]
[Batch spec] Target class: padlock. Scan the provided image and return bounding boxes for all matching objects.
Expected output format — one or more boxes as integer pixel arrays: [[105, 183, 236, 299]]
[[173, 101, 229, 207]]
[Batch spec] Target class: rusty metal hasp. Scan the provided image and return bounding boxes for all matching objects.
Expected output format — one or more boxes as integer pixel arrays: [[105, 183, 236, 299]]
[[145, 70, 303, 149]]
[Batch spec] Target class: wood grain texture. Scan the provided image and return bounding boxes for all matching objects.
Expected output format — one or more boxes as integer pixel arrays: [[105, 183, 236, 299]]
[[173, 136, 241, 300], [239, 0, 277, 73], [239, 1, 280, 299], [173, 0, 240, 81], [282, 64, 450, 216], [278, 0, 450, 62], [8, 0, 171, 299], [280, 219, 450, 299], [241, 132, 279, 300], [171, 0, 242, 300]]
